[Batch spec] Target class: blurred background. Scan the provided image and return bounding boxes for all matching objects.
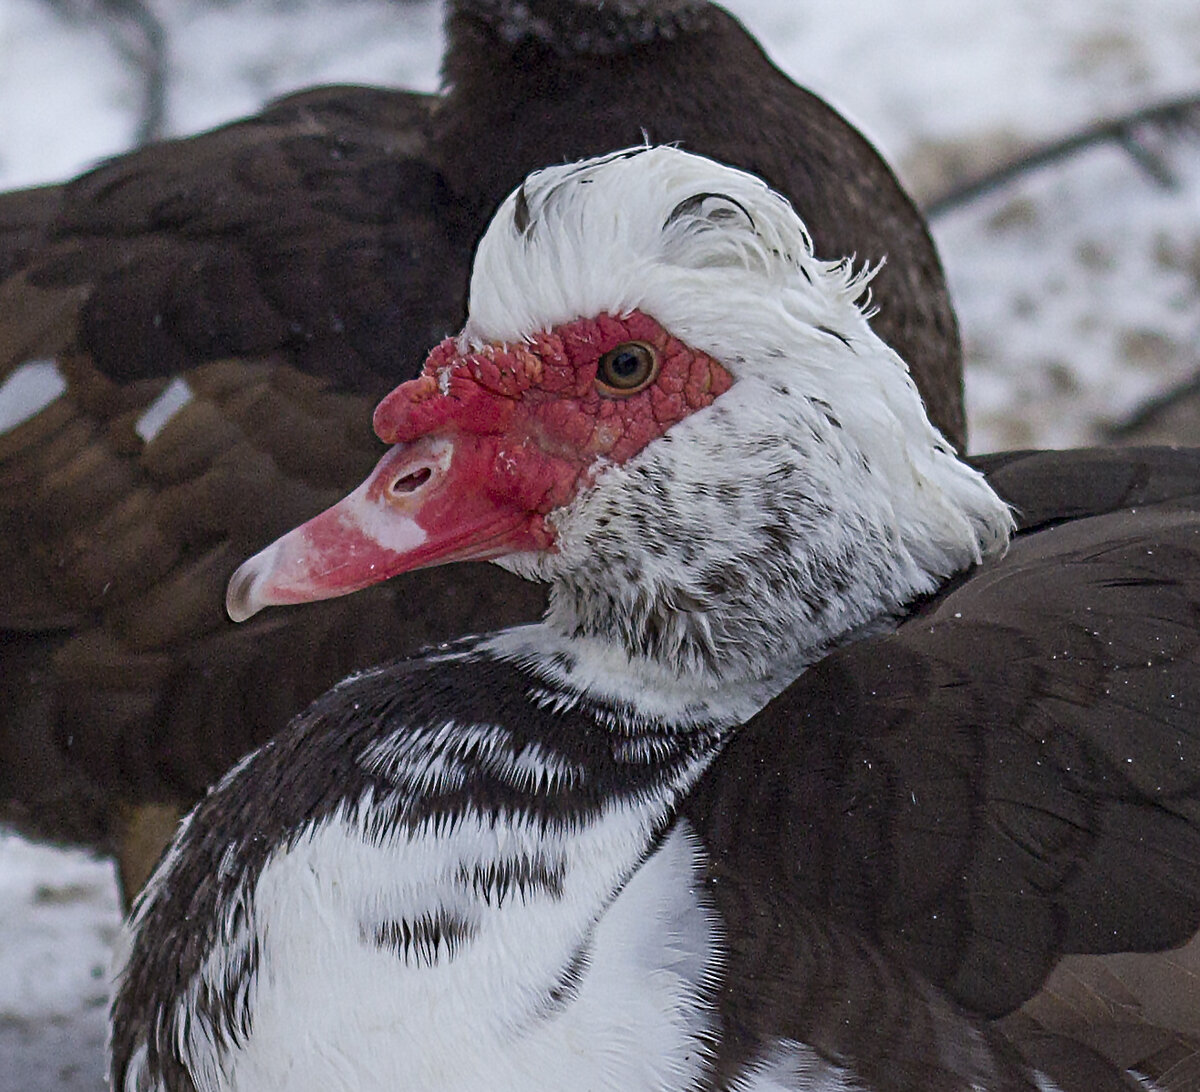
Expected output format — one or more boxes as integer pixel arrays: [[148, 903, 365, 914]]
[[0, 1, 1198, 1088]]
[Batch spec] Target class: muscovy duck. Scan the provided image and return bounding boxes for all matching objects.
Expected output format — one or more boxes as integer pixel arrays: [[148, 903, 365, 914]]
[[111, 147, 1200, 1091], [0, 0, 960, 897]]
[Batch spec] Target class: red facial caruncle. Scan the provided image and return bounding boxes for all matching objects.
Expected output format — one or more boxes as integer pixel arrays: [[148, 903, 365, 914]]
[[226, 310, 733, 621]]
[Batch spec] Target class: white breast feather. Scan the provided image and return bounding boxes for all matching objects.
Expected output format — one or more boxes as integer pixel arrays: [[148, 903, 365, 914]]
[[163, 798, 718, 1091]]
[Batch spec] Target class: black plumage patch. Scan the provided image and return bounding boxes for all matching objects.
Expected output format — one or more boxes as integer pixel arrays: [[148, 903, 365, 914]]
[[544, 938, 592, 1015], [192, 929, 259, 1051], [807, 395, 843, 430], [454, 0, 714, 57], [366, 910, 477, 967], [665, 191, 756, 232], [458, 853, 566, 908], [513, 183, 533, 237], [815, 324, 852, 348]]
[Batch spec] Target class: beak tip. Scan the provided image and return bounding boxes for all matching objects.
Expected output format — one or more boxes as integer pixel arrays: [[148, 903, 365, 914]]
[[225, 547, 276, 623]]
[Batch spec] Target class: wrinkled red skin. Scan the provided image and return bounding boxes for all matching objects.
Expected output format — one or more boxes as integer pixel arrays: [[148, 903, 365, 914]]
[[224, 312, 735, 621], [372, 310, 734, 542]]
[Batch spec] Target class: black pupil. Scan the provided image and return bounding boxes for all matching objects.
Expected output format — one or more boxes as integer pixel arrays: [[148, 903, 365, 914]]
[[609, 351, 641, 379]]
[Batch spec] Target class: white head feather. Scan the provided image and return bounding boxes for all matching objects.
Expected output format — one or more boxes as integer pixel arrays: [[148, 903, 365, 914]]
[[466, 147, 1012, 689]]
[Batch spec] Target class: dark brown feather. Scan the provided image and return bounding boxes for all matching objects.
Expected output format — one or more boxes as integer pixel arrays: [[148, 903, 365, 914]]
[[685, 447, 1200, 1090]]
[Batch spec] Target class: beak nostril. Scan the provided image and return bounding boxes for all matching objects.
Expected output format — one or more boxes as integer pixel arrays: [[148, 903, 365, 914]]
[[391, 466, 433, 495]]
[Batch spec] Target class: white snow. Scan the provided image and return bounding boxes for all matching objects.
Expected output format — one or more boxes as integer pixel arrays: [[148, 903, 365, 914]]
[[164, 0, 442, 139], [0, 832, 118, 1091], [943, 144, 1200, 448], [0, 0, 137, 189], [1, 2, 1198, 1090]]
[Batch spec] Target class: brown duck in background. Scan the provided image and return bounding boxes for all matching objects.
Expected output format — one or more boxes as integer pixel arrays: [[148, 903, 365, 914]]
[[0, 0, 961, 898]]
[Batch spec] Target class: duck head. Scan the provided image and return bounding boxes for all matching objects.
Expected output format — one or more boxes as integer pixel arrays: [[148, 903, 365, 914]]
[[226, 147, 1011, 684]]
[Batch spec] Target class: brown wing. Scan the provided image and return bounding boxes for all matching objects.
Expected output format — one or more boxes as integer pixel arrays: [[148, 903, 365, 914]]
[[686, 447, 1200, 1090], [0, 85, 544, 866], [11, 86, 469, 390]]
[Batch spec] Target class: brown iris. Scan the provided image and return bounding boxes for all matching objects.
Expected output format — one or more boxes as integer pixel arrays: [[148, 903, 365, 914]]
[[595, 342, 659, 396]]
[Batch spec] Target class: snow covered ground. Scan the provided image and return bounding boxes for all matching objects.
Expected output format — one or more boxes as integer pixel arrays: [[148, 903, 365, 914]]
[[0, 832, 116, 1090], [1, 1, 1198, 1088]]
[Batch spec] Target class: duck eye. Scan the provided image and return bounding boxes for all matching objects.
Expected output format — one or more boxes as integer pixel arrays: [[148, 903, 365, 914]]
[[595, 342, 659, 396]]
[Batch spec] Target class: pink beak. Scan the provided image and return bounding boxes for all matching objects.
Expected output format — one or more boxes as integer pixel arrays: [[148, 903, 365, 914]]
[[225, 431, 553, 622]]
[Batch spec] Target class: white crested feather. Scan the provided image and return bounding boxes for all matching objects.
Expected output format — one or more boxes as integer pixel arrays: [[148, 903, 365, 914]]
[[465, 146, 867, 352]]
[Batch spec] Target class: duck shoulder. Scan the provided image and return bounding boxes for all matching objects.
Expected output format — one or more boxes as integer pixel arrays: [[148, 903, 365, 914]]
[[685, 445, 1200, 1089]]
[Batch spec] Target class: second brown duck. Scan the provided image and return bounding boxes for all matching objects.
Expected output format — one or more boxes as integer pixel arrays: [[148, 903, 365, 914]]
[[0, 0, 960, 896]]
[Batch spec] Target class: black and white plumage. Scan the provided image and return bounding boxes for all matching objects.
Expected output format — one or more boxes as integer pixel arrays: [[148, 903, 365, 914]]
[[111, 148, 1200, 1091]]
